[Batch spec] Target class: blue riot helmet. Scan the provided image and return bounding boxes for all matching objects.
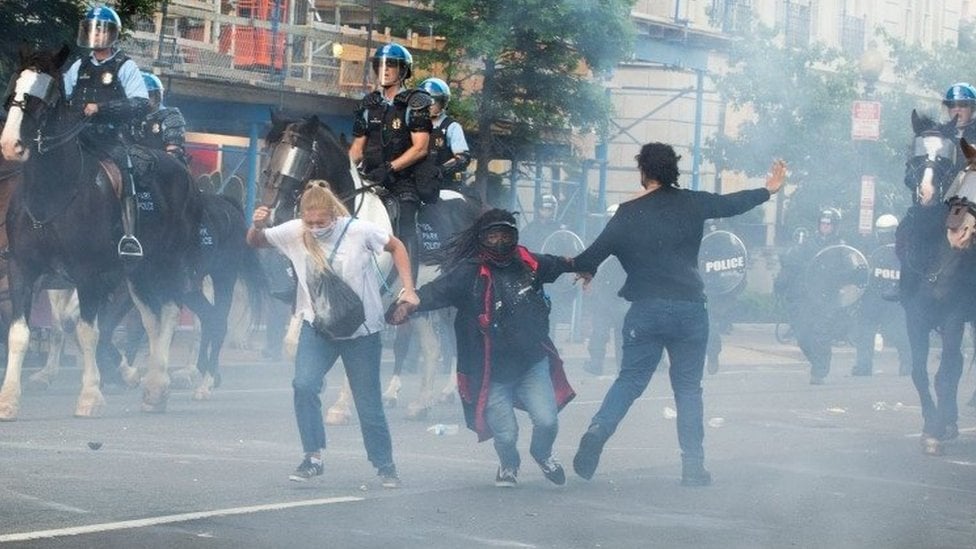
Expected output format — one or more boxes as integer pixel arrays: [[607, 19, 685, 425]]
[[419, 77, 451, 108], [77, 5, 121, 49], [943, 83, 976, 108], [372, 43, 413, 86], [143, 72, 164, 108]]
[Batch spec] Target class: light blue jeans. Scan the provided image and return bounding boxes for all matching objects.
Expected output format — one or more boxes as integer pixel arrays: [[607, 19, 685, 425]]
[[484, 359, 558, 470], [293, 324, 394, 471]]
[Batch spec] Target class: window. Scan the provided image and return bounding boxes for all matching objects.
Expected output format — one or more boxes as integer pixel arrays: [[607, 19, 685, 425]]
[[839, 13, 865, 56], [778, 0, 811, 48], [709, 0, 753, 33]]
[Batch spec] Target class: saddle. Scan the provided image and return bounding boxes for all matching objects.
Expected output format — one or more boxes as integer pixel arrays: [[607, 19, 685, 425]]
[[96, 158, 123, 200]]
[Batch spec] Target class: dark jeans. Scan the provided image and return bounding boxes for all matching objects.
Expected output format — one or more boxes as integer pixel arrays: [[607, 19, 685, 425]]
[[590, 298, 709, 462], [293, 324, 394, 471]]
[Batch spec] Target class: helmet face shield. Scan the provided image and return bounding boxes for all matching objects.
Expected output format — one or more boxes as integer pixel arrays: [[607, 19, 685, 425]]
[[77, 18, 119, 49], [371, 58, 407, 87]]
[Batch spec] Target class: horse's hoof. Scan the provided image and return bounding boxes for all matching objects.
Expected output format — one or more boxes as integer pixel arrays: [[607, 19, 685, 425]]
[[192, 387, 212, 401], [325, 408, 350, 425], [405, 405, 429, 421], [26, 375, 52, 392], [74, 396, 106, 418], [141, 389, 170, 413], [169, 370, 196, 390], [0, 403, 19, 421], [921, 436, 944, 456]]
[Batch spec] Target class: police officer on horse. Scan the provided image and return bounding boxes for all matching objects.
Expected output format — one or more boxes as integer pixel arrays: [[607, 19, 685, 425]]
[[63, 5, 150, 257], [416, 77, 471, 194], [135, 72, 187, 166], [348, 43, 433, 273], [943, 82, 976, 170]]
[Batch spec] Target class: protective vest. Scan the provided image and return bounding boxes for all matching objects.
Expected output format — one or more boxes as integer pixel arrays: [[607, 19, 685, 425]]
[[429, 115, 457, 166], [72, 53, 129, 109], [356, 89, 431, 173], [136, 107, 186, 150]]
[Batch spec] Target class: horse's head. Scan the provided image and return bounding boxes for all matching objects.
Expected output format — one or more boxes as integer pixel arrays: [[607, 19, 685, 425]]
[[945, 138, 976, 249], [261, 112, 355, 225], [0, 44, 71, 162], [908, 109, 958, 206]]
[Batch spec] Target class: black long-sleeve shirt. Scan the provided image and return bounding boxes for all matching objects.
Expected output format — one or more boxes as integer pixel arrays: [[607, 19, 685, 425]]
[[574, 186, 771, 303]]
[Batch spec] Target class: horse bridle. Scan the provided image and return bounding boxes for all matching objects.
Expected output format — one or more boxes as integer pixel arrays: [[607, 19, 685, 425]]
[[5, 68, 88, 155], [263, 126, 320, 208]]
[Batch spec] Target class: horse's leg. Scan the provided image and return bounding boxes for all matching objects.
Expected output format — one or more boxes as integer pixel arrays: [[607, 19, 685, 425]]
[[28, 289, 77, 390], [325, 372, 353, 425], [129, 285, 178, 413], [73, 287, 106, 418], [384, 322, 413, 407], [205, 272, 235, 389], [904, 308, 940, 454], [0, 260, 38, 420], [934, 315, 965, 442], [95, 288, 136, 388], [406, 313, 439, 420]]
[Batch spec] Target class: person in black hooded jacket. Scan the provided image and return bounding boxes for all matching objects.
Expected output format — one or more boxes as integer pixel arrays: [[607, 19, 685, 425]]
[[388, 209, 579, 488]]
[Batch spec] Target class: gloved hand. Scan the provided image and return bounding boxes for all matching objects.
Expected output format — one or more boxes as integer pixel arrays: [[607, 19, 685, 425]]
[[366, 162, 393, 185]]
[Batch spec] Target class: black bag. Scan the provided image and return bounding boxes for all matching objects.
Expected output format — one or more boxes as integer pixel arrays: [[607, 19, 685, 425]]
[[307, 219, 366, 339], [260, 249, 297, 302], [308, 268, 366, 339]]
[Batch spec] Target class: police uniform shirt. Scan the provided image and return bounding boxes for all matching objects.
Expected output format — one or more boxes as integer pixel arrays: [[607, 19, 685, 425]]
[[63, 51, 148, 102], [432, 113, 469, 156]]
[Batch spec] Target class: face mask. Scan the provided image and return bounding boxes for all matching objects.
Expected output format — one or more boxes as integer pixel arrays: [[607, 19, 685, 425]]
[[310, 224, 335, 240]]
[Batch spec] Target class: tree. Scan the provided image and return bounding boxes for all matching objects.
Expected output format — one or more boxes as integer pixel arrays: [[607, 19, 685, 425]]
[[0, 0, 159, 87], [707, 23, 913, 239], [390, 0, 636, 202]]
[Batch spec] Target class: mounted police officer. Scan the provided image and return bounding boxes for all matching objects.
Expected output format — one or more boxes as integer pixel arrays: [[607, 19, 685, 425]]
[[135, 72, 187, 166], [776, 207, 855, 384], [416, 77, 471, 194], [348, 43, 432, 275], [63, 5, 150, 258], [853, 214, 910, 376], [943, 82, 976, 170]]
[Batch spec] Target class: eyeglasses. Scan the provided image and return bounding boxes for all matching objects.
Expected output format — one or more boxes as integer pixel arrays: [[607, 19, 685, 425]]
[[944, 101, 974, 109]]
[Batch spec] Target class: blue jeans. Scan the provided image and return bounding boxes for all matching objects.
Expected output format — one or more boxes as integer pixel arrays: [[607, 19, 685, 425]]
[[484, 359, 558, 470], [591, 298, 709, 462], [293, 324, 394, 471]]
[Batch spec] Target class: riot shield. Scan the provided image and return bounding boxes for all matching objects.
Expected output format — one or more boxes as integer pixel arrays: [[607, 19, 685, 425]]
[[540, 229, 586, 341], [866, 243, 900, 298], [698, 230, 748, 297], [802, 244, 870, 310]]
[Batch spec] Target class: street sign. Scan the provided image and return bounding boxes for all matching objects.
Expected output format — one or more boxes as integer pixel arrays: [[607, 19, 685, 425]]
[[852, 100, 882, 141]]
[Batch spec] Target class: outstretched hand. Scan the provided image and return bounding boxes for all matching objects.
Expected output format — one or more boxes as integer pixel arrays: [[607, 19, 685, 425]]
[[765, 159, 788, 194]]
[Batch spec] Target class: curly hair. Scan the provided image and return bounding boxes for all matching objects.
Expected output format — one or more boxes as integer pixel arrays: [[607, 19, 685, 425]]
[[636, 142, 681, 187]]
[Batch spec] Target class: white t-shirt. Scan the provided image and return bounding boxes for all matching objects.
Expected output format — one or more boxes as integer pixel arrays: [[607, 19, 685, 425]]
[[264, 217, 391, 338]]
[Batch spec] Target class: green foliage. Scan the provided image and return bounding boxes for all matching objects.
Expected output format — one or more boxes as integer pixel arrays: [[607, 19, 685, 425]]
[[707, 23, 913, 234], [391, 0, 635, 148], [0, 0, 160, 86]]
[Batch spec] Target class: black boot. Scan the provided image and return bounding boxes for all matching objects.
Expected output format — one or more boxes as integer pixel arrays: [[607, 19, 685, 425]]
[[118, 195, 143, 257], [680, 460, 712, 487], [573, 424, 608, 480]]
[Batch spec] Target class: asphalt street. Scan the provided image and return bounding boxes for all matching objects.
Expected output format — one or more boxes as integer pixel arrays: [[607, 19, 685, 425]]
[[1, 323, 974, 548]]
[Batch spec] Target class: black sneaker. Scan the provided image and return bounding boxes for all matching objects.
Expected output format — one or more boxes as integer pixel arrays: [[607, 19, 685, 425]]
[[495, 467, 518, 488], [288, 457, 323, 482], [681, 462, 712, 487], [378, 465, 401, 489], [537, 456, 566, 485], [573, 425, 607, 480]]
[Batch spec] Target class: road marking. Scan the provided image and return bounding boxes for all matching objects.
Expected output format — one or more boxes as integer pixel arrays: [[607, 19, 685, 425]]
[[0, 496, 363, 543], [0, 488, 89, 514], [754, 462, 976, 495]]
